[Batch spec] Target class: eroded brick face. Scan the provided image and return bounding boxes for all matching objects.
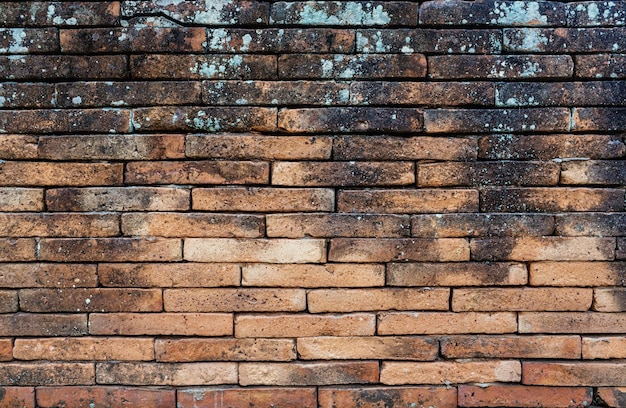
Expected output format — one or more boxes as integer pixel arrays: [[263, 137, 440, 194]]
[[1, 0, 624, 406]]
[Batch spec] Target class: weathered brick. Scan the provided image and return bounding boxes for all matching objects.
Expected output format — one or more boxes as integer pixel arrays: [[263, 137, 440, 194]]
[[89, 313, 232, 336], [126, 160, 269, 185], [20, 288, 162, 313], [164, 288, 306, 312], [0, 239, 35, 261], [0, 55, 127, 80], [351, 81, 494, 106], [298, 336, 438, 361], [185, 238, 326, 263], [0, 135, 38, 160], [239, 362, 379, 386], [187, 134, 332, 160], [99, 263, 239, 288], [193, 187, 334, 212], [619, 238, 626, 260], [429, 55, 573, 79], [519, 312, 626, 333], [122, 213, 263, 238], [267, 213, 410, 238], [387, 262, 528, 286], [271, 2, 417, 26], [329, 238, 469, 262], [0, 28, 55, 54], [412, 214, 554, 238], [597, 388, 626, 408], [496, 81, 626, 107], [0, 290, 17, 313], [308, 288, 449, 313], [273, 161, 415, 187], [471, 237, 615, 261], [442, 335, 581, 359], [279, 54, 427, 79], [0, 2, 120, 27], [178, 388, 316, 408], [576, 54, 626, 78], [334, 135, 477, 161], [318, 386, 457, 408], [0, 83, 55, 108], [37, 387, 175, 408], [38, 238, 182, 262], [235, 313, 376, 338], [56, 82, 201, 108], [556, 213, 626, 237], [561, 160, 626, 185], [583, 337, 626, 359], [567, 1, 626, 25], [424, 108, 570, 134], [14, 338, 154, 361], [338, 189, 479, 213], [130, 54, 276, 80], [530, 261, 626, 287], [0, 339, 12, 361], [96, 362, 237, 386], [453, 288, 592, 311], [378, 312, 517, 335], [594, 289, 626, 312], [46, 187, 190, 212], [0, 363, 94, 386], [156, 338, 296, 362], [381, 361, 521, 385], [279, 107, 422, 133], [505, 27, 626, 52], [0, 162, 122, 187], [523, 362, 626, 386], [573, 108, 626, 131], [0, 109, 130, 134], [0, 314, 87, 337], [0, 213, 118, 238], [0, 387, 34, 408], [458, 385, 592, 407], [242, 263, 385, 288], [481, 187, 624, 212]]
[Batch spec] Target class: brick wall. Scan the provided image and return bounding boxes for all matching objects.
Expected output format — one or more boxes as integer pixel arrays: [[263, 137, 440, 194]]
[[0, 0, 625, 406]]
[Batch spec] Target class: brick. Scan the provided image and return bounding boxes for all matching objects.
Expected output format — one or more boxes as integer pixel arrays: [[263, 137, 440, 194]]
[[126, 160, 268, 185], [99, 263, 239, 288], [0, 387, 34, 408], [187, 134, 332, 160], [523, 362, 626, 386], [56, 82, 201, 108], [471, 237, 616, 261], [566, 2, 626, 26], [207, 28, 354, 53], [298, 336, 438, 361], [597, 388, 626, 408], [0, 2, 120, 27], [329, 238, 469, 262], [242, 263, 385, 288], [46, 187, 190, 212], [178, 388, 316, 408], [419, 0, 566, 26], [14, 338, 154, 361], [204, 80, 350, 106], [576, 54, 626, 78], [496, 81, 626, 107], [20, 288, 161, 313], [429, 55, 573, 79], [0, 55, 127, 80], [271, 1, 417, 26], [0, 314, 87, 337], [235, 313, 375, 338], [378, 312, 517, 335], [381, 361, 521, 385], [0, 213, 118, 238], [556, 213, 626, 237], [424, 108, 570, 134], [0, 83, 55, 109], [37, 386, 175, 408], [338, 189, 479, 213], [351, 81, 494, 106], [561, 160, 626, 185], [458, 385, 592, 407], [334, 135, 477, 161], [89, 313, 232, 336], [583, 337, 626, 359], [279, 54, 427, 79], [505, 27, 626, 52], [481, 187, 624, 212], [122, 213, 263, 238], [453, 288, 592, 311], [96, 362, 237, 386], [573, 108, 626, 131], [0, 339, 11, 361], [164, 289, 306, 312], [594, 289, 626, 312], [60, 27, 206, 53], [132, 107, 276, 133], [239, 362, 379, 386], [0, 109, 130, 134], [273, 161, 415, 187], [39, 238, 182, 262], [279, 107, 422, 133], [519, 312, 626, 334], [193, 187, 334, 212], [479, 134, 626, 160], [0, 363, 94, 386], [618, 238, 626, 260], [0, 136, 38, 160], [412, 214, 554, 238], [387, 262, 528, 286], [308, 288, 449, 313], [185, 238, 326, 263], [130, 54, 276, 80], [267, 214, 410, 238], [530, 262, 626, 287], [2, 28, 53, 54], [0, 162, 122, 187], [442, 335, 581, 359], [0, 239, 35, 261], [318, 386, 457, 408], [0, 290, 17, 312], [156, 338, 295, 362]]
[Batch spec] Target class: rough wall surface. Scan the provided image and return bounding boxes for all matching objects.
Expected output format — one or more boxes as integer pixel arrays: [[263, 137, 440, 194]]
[[0, 0, 625, 406]]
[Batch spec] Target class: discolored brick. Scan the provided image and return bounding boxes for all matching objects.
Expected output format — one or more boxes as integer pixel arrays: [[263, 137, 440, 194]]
[[0, 387, 34, 407], [0, 291, 17, 313], [0, 339, 12, 361], [0, 109, 130, 134], [122, 213, 263, 238], [471, 237, 615, 261], [519, 312, 626, 334], [452, 288, 592, 311], [239, 362, 379, 386], [36, 387, 175, 408], [19, 288, 162, 313], [38, 238, 182, 262], [576, 54, 626, 78], [350, 81, 494, 106], [496, 81, 626, 107], [0, 55, 127, 80], [381, 360, 521, 385], [583, 337, 626, 359], [242, 263, 385, 288], [96, 362, 237, 386], [566, 1, 626, 26], [156, 338, 296, 362], [338, 189, 479, 213], [185, 238, 326, 263], [177, 388, 317, 408], [597, 388, 626, 408], [235, 313, 376, 338], [271, 2, 417, 26], [46, 187, 190, 212], [14, 338, 154, 361], [0, 2, 120, 27], [0, 314, 87, 337], [561, 160, 626, 185], [0, 28, 57, 54], [442, 335, 581, 359], [164, 288, 306, 312], [594, 289, 626, 312], [378, 312, 517, 335], [523, 362, 626, 386], [329, 238, 469, 262], [572, 108, 626, 131], [429, 55, 573, 79], [308, 288, 449, 313], [89, 313, 232, 336], [0, 264, 97, 288], [125, 160, 269, 185], [481, 187, 624, 212], [458, 385, 592, 407], [193, 187, 334, 212], [556, 213, 626, 237], [0, 363, 94, 386], [0, 83, 55, 109], [0, 239, 36, 261], [267, 213, 410, 238], [0, 213, 119, 237], [319, 386, 456, 408], [412, 213, 554, 238], [0, 136, 38, 160], [298, 336, 438, 361], [387, 262, 528, 286], [530, 261, 626, 287], [99, 263, 239, 288], [504, 27, 626, 53]]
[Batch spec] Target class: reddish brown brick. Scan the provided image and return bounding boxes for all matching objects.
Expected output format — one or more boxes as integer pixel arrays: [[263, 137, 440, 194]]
[[271, 2, 417, 26], [561, 160, 626, 185], [338, 189, 479, 213], [0, 314, 87, 337], [519, 312, 626, 334], [319, 386, 456, 408], [122, 213, 263, 238], [412, 214, 554, 238], [429, 55, 573, 79], [235, 313, 376, 338], [442, 335, 581, 359], [164, 288, 305, 312], [308, 288, 449, 313], [576, 54, 626, 78], [126, 160, 268, 185], [279, 108, 423, 133], [267, 213, 410, 238], [0, 387, 34, 408], [242, 263, 385, 288], [453, 288, 592, 311], [0, 339, 12, 361], [193, 187, 334, 212], [37, 386, 175, 408], [20, 288, 162, 313], [496, 81, 626, 107], [38, 238, 182, 262], [156, 338, 295, 362], [177, 388, 317, 408], [0, 83, 55, 108], [99, 263, 239, 288], [0, 2, 120, 27], [239, 362, 379, 386], [597, 388, 626, 408], [471, 237, 615, 261], [583, 337, 626, 359], [505, 27, 626, 52], [14, 338, 154, 361], [381, 361, 521, 385], [46, 187, 190, 212], [0, 135, 38, 160], [523, 362, 626, 386], [530, 261, 626, 287], [0, 290, 17, 313], [298, 336, 438, 361], [0, 109, 130, 134], [387, 262, 527, 286], [185, 238, 325, 263], [89, 313, 232, 336], [378, 312, 517, 335], [481, 187, 624, 212], [351, 81, 494, 106], [458, 385, 592, 407], [96, 362, 237, 386], [0, 162, 122, 187], [0, 213, 119, 238], [0, 363, 94, 386], [329, 238, 469, 262], [566, 1, 626, 26], [0, 55, 127, 80], [0, 239, 35, 261], [573, 108, 626, 132]]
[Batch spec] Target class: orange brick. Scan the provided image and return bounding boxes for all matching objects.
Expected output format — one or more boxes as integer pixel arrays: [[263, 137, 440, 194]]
[[122, 213, 264, 238], [0, 213, 119, 237], [0, 387, 34, 407], [99, 263, 240, 288], [19, 288, 162, 313], [0, 290, 17, 312], [177, 387, 317, 408], [0, 338, 12, 361], [329, 238, 469, 262], [452, 288, 592, 311], [381, 361, 521, 385], [125, 160, 269, 185], [582, 337, 626, 359], [519, 312, 626, 334], [14, 337, 154, 361], [46, 187, 190, 212], [561, 160, 626, 185], [0, 238, 35, 261], [387, 262, 528, 286], [597, 387, 626, 407], [267, 213, 410, 238], [0, 263, 96, 288], [593, 289, 626, 312], [318, 386, 457, 408], [184, 238, 326, 263], [272, 161, 415, 186], [338, 189, 479, 213], [471, 237, 615, 261], [193, 187, 334, 212], [156, 338, 295, 362], [481, 187, 624, 212], [89, 313, 232, 336], [0, 188, 43, 211], [297, 336, 438, 361], [0, 135, 38, 159], [458, 385, 592, 407], [572, 107, 626, 132], [530, 262, 626, 286], [0, 363, 94, 386], [0, 314, 87, 337], [242, 263, 384, 288], [378, 312, 517, 335], [239, 362, 379, 386], [235, 313, 375, 338], [96, 362, 237, 386], [308, 288, 449, 313], [37, 386, 175, 408], [523, 362, 626, 386], [164, 288, 306, 312], [441, 335, 581, 359], [38, 238, 182, 262]]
